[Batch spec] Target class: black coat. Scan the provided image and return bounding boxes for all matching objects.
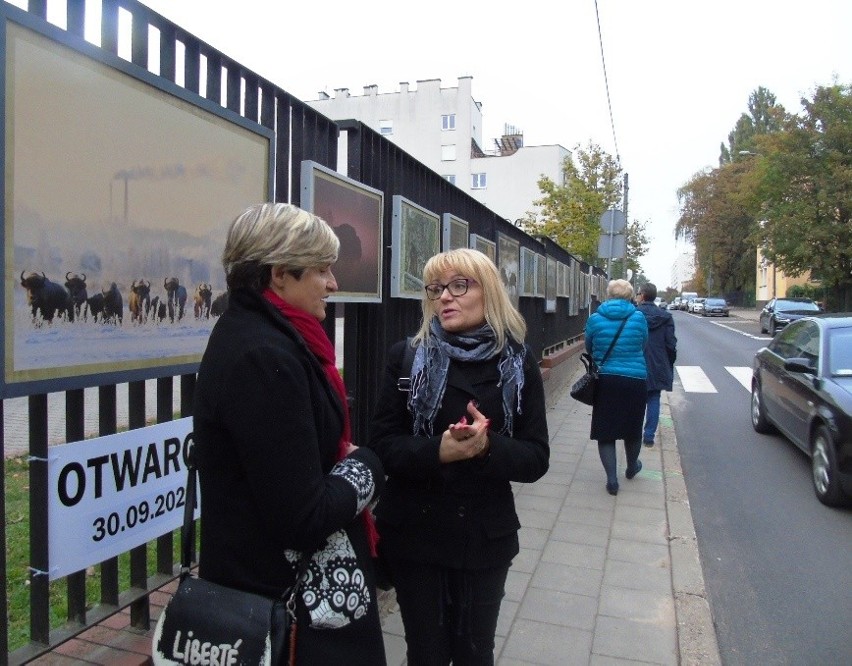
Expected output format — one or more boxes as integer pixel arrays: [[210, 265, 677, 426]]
[[193, 288, 386, 665], [637, 302, 677, 391], [367, 339, 550, 569]]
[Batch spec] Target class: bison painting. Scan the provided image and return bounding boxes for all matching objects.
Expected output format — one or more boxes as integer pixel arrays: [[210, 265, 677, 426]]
[[64, 272, 88, 320], [193, 283, 213, 319], [20, 271, 74, 324], [129, 279, 152, 324], [164, 277, 187, 322], [101, 282, 123, 325]]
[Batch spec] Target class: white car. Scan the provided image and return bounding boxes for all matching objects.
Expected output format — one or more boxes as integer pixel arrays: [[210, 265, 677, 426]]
[[689, 297, 706, 314]]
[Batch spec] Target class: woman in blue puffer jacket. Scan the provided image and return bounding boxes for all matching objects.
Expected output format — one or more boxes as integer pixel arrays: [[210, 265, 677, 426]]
[[584, 279, 648, 495]]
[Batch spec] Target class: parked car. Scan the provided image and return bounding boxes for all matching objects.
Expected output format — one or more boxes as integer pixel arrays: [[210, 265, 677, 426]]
[[667, 300, 679, 311], [689, 297, 706, 314], [751, 314, 852, 506], [702, 297, 730, 317], [679, 292, 698, 310], [759, 297, 822, 336]]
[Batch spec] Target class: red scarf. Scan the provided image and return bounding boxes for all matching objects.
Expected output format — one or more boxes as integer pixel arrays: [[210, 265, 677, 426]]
[[263, 289, 379, 556]]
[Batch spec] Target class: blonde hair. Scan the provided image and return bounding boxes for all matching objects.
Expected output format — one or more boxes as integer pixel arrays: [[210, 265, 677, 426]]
[[414, 248, 527, 349], [223, 203, 339, 290], [606, 278, 634, 301]]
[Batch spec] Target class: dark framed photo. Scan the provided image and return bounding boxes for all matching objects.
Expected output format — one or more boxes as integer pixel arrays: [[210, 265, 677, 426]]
[[470, 234, 496, 263], [301, 160, 384, 303], [1, 11, 272, 398], [391, 196, 441, 299], [442, 213, 469, 251], [497, 233, 520, 307]]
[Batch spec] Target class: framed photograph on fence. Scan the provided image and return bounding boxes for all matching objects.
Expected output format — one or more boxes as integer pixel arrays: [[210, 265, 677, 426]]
[[391, 196, 441, 299], [301, 160, 384, 303], [1, 14, 273, 398], [520, 247, 537, 297], [545, 257, 557, 312], [442, 213, 469, 251], [535, 254, 546, 298], [470, 234, 496, 263], [497, 233, 520, 307]]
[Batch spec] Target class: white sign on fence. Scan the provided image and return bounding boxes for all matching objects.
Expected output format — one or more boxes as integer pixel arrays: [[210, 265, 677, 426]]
[[46, 417, 197, 580]]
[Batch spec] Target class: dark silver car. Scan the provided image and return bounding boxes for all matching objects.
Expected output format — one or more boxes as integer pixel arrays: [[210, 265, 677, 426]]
[[751, 314, 852, 506], [759, 297, 821, 336], [702, 297, 729, 317]]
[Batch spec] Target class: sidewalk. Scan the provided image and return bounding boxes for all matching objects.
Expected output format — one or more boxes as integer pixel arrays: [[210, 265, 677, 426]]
[[26, 376, 721, 665]]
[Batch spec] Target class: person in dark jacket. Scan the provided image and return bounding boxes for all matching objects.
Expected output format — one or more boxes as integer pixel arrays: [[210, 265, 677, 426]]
[[636, 283, 677, 446], [193, 203, 387, 665], [368, 248, 550, 665], [584, 279, 648, 495]]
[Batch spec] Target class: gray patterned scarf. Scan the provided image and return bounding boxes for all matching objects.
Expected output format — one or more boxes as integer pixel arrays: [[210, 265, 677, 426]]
[[408, 317, 526, 436]]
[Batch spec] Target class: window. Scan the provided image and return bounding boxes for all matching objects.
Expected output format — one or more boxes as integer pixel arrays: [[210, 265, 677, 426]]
[[442, 114, 456, 130], [379, 119, 393, 135], [441, 144, 456, 161], [443, 174, 456, 185], [472, 173, 487, 189]]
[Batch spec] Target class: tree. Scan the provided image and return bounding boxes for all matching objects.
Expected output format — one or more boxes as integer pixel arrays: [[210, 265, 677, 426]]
[[522, 142, 622, 262], [608, 218, 650, 281], [720, 86, 785, 165], [754, 83, 852, 309], [677, 87, 787, 301], [676, 160, 760, 297]]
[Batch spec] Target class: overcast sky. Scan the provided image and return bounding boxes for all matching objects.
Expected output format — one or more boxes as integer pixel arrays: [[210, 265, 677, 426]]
[[42, 0, 852, 289]]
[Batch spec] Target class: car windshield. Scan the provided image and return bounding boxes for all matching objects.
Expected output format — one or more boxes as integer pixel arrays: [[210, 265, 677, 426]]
[[828, 328, 852, 376], [775, 299, 819, 312], [706, 298, 726, 306]]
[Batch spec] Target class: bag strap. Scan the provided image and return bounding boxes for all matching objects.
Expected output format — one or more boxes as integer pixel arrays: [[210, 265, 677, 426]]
[[599, 315, 630, 369], [397, 336, 417, 392], [180, 441, 311, 598]]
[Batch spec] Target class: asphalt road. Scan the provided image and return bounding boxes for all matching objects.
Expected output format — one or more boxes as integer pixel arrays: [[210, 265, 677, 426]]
[[668, 310, 852, 665]]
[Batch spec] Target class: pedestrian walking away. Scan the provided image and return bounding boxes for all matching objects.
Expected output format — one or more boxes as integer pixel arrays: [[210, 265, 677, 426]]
[[584, 279, 648, 495], [636, 282, 677, 446]]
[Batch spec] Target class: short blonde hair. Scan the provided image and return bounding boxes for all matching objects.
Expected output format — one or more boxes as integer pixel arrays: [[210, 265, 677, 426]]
[[223, 203, 339, 290], [414, 248, 526, 349], [606, 278, 634, 301]]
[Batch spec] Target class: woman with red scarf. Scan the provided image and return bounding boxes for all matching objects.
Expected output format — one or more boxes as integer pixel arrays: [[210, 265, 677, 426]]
[[193, 203, 386, 665]]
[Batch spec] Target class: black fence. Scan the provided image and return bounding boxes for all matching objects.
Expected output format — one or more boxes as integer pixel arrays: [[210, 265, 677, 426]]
[[1, 1, 606, 661]]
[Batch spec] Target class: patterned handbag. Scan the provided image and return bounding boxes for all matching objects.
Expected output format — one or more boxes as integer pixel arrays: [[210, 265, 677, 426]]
[[152, 454, 309, 666]]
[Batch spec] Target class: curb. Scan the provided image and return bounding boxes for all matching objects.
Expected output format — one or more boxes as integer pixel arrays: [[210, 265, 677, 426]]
[[659, 392, 722, 665]]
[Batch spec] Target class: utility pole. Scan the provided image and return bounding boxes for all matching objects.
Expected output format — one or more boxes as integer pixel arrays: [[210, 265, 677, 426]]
[[622, 173, 629, 279]]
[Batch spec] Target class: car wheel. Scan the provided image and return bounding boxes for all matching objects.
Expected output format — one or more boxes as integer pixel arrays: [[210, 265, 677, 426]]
[[751, 382, 775, 434], [811, 425, 848, 507], [760, 319, 767, 334], [770, 320, 778, 337]]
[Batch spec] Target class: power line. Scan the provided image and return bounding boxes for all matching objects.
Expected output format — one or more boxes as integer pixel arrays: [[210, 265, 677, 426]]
[[594, 0, 620, 163]]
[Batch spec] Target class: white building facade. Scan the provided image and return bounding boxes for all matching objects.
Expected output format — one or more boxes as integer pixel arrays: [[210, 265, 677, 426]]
[[306, 77, 569, 224], [670, 251, 696, 292]]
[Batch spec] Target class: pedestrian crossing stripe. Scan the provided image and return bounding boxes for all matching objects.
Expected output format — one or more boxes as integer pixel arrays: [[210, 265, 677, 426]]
[[725, 366, 752, 391], [675, 366, 717, 393], [674, 366, 753, 393]]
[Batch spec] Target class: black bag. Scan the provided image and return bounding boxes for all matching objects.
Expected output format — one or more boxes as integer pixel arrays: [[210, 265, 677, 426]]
[[570, 353, 599, 405], [152, 575, 293, 665], [152, 450, 308, 666], [571, 315, 630, 406]]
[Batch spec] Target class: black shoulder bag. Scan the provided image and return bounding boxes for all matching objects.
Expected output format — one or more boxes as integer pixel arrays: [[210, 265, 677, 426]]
[[571, 315, 630, 406], [152, 449, 310, 666]]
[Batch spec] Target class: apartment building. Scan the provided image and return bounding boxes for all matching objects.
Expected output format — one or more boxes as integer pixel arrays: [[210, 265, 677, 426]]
[[670, 251, 696, 292], [306, 76, 570, 223]]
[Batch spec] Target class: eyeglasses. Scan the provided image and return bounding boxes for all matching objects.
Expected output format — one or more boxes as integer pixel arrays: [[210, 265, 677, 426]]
[[425, 278, 474, 300]]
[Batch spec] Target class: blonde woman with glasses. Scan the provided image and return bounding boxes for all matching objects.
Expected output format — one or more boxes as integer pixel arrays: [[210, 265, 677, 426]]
[[368, 248, 550, 665]]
